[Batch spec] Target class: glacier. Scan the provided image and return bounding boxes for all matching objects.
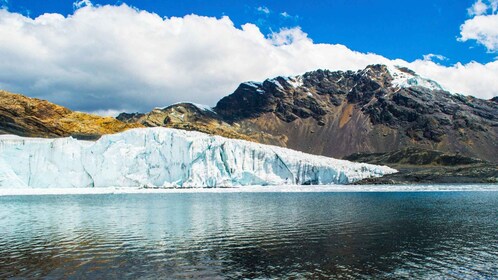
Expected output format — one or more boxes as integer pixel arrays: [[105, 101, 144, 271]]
[[0, 128, 396, 188], [386, 65, 444, 91]]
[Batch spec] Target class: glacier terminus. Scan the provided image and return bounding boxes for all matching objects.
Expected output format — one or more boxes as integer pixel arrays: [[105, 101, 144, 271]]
[[0, 128, 396, 188]]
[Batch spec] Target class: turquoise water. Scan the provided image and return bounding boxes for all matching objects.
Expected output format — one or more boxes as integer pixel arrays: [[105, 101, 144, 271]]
[[0, 191, 497, 278]]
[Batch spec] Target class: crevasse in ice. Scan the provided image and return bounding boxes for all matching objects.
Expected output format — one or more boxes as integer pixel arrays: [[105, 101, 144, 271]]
[[0, 128, 396, 188]]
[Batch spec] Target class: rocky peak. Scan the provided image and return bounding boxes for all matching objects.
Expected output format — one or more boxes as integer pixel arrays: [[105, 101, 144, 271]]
[[359, 64, 392, 85], [215, 64, 407, 121], [214, 64, 497, 145], [215, 64, 468, 121]]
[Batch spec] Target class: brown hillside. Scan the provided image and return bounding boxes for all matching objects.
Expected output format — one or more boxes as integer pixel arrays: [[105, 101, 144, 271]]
[[0, 90, 142, 139]]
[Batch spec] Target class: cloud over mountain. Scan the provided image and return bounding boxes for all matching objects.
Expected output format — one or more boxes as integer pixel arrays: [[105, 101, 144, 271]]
[[0, 4, 497, 115]]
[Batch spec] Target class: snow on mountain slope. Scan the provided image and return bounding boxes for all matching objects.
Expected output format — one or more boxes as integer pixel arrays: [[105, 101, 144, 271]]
[[159, 102, 215, 113], [0, 128, 396, 188], [242, 64, 443, 99], [386, 65, 444, 91]]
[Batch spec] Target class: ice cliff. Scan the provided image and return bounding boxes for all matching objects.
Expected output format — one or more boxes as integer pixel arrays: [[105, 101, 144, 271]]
[[0, 128, 396, 188]]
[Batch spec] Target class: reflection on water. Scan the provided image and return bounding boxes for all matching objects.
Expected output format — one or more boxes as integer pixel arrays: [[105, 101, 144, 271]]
[[0, 191, 497, 278]]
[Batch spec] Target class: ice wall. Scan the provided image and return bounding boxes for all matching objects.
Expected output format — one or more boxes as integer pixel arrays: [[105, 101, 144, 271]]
[[0, 128, 396, 188]]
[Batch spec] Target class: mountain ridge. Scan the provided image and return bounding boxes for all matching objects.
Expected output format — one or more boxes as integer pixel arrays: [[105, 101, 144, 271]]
[[119, 64, 498, 163]]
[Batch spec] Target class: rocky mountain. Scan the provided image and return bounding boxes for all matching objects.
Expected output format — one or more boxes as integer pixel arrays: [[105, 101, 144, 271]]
[[119, 64, 498, 163], [0, 90, 141, 139]]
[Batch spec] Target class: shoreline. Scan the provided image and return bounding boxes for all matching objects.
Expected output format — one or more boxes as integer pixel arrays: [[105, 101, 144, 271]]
[[1, 184, 498, 196]]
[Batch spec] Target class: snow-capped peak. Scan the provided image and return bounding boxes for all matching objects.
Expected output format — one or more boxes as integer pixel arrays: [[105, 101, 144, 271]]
[[387, 65, 444, 91]]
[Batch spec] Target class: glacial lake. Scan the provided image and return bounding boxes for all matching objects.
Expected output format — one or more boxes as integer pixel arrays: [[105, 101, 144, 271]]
[[1, 186, 497, 279]]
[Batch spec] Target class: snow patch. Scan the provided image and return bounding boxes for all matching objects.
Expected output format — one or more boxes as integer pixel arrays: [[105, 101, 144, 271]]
[[242, 81, 265, 94], [268, 76, 303, 90], [285, 76, 304, 88], [269, 78, 284, 89], [0, 128, 396, 188], [189, 102, 215, 113], [387, 65, 444, 91], [243, 81, 263, 88], [156, 102, 215, 113]]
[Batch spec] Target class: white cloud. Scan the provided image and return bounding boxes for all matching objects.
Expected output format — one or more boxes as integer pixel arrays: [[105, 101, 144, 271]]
[[0, 4, 496, 116], [409, 59, 498, 99], [460, 0, 498, 52], [468, 0, 488, 16], [256, 6, 270, 14], [459, 14, 498, 52], [73, 0, 93, 10], [422, 53, 447, 62], [88, 109, 124, 117], [492, 0, 498, 13], [468, 0, 498, 15], [268, 27, 308, 45], [279, 11, 299, 22]]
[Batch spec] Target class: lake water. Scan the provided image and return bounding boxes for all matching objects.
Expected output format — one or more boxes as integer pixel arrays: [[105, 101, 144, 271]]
[[0, 189, 497, 279]]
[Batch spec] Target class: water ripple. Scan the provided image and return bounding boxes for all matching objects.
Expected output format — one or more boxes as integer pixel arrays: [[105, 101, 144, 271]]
[[0, 191, 497, 279]]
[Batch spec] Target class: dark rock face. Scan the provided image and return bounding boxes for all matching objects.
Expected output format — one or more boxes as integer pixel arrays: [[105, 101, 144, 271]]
[[215, 83, 274, 120], [213, 65, 498, 162], [116, 112, 145, 123], [215, 65, 394, 123], [364, 88, 497, 142]]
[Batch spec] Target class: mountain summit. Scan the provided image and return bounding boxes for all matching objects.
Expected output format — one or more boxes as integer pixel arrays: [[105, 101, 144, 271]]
[[215, 64, 444, 122]]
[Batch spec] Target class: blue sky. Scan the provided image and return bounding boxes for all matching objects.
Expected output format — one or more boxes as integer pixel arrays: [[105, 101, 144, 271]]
[[3, 0, 492, 65], [0, 0, 496, 114]]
